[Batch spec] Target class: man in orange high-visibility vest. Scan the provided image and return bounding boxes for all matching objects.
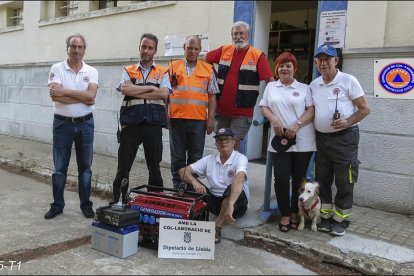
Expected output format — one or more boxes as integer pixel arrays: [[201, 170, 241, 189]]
[[168, 35, 219, 189]]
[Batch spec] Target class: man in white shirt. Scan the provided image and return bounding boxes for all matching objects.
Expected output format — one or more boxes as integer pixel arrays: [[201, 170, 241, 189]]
[[310, 44, 370, 236], [45, 33, 98, 220], [178, 128, 249, 244]]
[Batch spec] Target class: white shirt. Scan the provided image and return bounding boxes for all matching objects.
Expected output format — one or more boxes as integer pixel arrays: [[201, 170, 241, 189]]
[[310, 70, 365, 133], [48, 59, 99, 117], [190, 150, 250, 199], [259, 79, 316, 152]]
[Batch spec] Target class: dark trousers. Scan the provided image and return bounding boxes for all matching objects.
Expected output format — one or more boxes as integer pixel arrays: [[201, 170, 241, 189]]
[[169, 119, 206, 188], [315, 128, 360, 222], [112, 123, 163, 203], [271, 151, 314, 217], [207, 185, 248, 219]]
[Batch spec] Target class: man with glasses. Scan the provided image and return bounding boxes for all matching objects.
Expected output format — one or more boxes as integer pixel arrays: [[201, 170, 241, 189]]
[[45, 33, 98, 219], [310, 44, 370, 236], [168, 35, 218, 189], [178, 128, 249, 244], [205, 21, 274, 152]]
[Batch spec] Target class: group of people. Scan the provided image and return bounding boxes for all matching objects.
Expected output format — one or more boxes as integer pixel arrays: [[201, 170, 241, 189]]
[[44, 20, 370, 241], [260, 44, 370, 236]]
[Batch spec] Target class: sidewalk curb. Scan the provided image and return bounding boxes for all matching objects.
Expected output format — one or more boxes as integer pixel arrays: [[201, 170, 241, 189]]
[[244, 228, 414, 275]]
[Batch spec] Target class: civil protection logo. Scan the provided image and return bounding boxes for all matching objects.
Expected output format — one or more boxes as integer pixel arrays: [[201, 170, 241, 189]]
[[378, 62, 414, 94]]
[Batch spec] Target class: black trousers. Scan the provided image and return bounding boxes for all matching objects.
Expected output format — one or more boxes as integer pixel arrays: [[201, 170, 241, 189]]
[[315, 128, 360, 222], [112, 123, 163, 203], [271, 151, 314, 217]]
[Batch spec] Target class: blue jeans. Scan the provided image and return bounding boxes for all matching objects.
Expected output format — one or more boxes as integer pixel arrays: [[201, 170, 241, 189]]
[[51, 116, 94, 210], [169, 119, 206, 188]]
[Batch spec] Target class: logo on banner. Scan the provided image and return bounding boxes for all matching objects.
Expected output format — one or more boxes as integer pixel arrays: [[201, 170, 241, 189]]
[[378, 63, 414, 94], [184, 232, 191, 243]]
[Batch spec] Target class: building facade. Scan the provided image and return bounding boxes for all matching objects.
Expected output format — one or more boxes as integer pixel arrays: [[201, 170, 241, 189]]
[[0, 1, 413, 213]]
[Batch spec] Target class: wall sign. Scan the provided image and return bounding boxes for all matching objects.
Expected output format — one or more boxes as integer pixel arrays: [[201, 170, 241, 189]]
[[318, 10, 347, 48], [158, 218, 215, 259], [374, 59, 414, 99], [164, 33, 209, 56]]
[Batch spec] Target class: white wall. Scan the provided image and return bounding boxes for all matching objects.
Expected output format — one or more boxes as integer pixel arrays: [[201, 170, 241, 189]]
[[0, 1, 235, 166], [342, 1, 414, 213], [0, 1, 234, 64]]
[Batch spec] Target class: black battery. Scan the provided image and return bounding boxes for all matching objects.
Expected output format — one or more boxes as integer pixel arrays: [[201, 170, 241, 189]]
[[94, 205, 140, 228]]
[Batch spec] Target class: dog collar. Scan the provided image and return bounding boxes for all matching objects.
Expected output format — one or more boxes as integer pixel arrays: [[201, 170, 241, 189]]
[[302, 198, 320, 217]]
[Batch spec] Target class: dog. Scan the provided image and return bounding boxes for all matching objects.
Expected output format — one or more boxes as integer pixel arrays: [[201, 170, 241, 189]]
[[298, 181, 321, 231]]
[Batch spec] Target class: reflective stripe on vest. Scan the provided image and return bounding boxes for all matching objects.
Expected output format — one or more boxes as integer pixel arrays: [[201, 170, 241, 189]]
[[217, 45, 261, 91], [122, 99, 163, 106], [168, 59, 212, 120], [123, 64, 166, 105]]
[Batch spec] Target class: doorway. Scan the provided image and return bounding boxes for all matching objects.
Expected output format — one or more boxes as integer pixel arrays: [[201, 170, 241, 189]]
[[258, 1, 318, 162]]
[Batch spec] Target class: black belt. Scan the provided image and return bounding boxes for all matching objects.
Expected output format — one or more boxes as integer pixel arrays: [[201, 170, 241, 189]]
[[54, 113, 93, 123], [317, 125, 358, 136]]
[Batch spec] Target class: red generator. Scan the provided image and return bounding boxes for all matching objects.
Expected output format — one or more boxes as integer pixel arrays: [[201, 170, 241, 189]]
[[128, 185, 209, 245]]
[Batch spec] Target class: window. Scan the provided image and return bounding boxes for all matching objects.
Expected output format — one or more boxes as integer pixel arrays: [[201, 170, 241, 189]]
[[99, 0, 118, 9], [9, 7, 23, 26], [59, 1, 79, 16]]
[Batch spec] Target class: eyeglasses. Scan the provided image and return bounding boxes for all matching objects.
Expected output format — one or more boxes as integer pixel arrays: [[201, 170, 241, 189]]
[[215, 137, 234, 142], [68, 45, 85, 50]]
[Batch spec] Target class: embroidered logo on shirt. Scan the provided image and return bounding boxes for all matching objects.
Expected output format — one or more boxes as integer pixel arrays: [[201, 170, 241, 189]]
[[248, 60, 254, 65], [154, 73, 160, 80], [83, 76, 89, 82], [333, 88, 340, 95], [292, 91, 299, 97], [227, 170, 235, 177]]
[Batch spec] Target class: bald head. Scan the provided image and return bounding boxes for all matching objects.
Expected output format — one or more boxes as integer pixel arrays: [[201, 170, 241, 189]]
[[184, 35, 202, 64]]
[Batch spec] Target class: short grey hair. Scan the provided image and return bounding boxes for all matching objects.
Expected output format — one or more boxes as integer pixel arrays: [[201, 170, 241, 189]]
[[231, 21, 250, 35], [184, 35, 201, 47], [66, 33, 86, 49]]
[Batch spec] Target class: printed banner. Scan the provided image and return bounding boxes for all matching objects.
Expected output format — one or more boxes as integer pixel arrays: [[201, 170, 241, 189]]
[[158, 218, 215, 259]]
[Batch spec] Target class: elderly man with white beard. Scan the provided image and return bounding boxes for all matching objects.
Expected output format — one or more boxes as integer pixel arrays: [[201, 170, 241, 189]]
[[205, 21, 274, 152]]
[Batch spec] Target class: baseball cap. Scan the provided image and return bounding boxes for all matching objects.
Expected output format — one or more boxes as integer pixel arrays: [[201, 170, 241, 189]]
[[314, 44, 337, 57], [213, 128, 235, 139], [271, 129, 296, 153]]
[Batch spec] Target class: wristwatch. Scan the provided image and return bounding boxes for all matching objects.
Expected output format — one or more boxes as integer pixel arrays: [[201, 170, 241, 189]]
[[296, 120, 303, 128]]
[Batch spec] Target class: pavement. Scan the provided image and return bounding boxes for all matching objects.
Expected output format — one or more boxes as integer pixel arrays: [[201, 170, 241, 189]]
[[0, 133, 414, 275]]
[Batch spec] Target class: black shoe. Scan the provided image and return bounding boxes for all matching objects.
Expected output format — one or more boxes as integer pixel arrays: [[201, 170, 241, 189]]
[[317, 217, 332, 232], [44, 206, 63, 219], [82, 207, 95, 218], [330, 220, 347, 236]]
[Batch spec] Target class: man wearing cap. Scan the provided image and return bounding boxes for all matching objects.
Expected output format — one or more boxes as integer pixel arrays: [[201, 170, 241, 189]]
[[310, 44, 370, 236], [178, 127, 249, 244]]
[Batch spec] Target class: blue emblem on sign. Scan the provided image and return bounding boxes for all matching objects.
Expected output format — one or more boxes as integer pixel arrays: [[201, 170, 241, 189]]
[[378, 63, 414, 94]]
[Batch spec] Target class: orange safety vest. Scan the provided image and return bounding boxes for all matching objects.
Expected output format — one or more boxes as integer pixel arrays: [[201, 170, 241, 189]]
[[168, 59, 213, 120], [120, 64, 168, 127], [123, 64, 166, 105], [217, 45, 262, 108]]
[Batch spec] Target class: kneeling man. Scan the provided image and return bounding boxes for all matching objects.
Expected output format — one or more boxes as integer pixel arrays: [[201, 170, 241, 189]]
[[178, 128, 249, 244]]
